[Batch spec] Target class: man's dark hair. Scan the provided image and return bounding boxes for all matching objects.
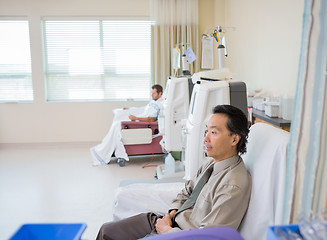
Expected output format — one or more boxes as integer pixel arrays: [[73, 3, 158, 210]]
[[213, 105, 249, 154], [152, 84, 163, 94]]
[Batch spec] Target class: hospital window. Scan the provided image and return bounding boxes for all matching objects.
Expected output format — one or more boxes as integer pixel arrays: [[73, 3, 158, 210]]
[[0, 19, 33, 103], [42, 19, 152, 102]]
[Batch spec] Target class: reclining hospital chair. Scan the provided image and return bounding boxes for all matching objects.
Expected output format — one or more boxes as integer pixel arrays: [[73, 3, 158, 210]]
[[118, 76, 193, 165], [121, 121, 163, 156], [112, 122, 290, 239]]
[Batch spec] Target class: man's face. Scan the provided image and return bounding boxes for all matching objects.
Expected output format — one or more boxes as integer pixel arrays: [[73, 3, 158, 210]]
[[204, 113, 239, 162], [151, 88, 161, 100]]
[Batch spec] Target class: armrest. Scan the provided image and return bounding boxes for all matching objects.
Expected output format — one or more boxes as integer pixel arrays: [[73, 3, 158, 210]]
[[145, 227, 244, 240], [121, 121, 158, 127], [121, 121, 159, 135]]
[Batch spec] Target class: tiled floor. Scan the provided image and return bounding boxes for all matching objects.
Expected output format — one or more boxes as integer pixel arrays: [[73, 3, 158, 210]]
[[0, 143, 163, 239]]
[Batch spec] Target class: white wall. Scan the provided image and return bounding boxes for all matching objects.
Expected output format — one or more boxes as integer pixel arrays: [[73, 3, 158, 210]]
[[223, 0, 304, 96], [0, 0, 304, 143]]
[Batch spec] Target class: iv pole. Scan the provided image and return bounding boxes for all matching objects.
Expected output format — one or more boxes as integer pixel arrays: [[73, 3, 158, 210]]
[[216, 26, 226, 69], [174, 42, 191, 76], [206, 25, 233, 69]]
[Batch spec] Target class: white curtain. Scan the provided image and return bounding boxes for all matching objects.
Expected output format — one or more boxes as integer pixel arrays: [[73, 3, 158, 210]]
[[283, 0, 327, 223], [150, 0, 199, 87]]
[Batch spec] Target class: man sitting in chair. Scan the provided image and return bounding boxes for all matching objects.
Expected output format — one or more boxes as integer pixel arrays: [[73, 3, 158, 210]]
[[96, 105, 252, 240], [91, 84, 163, 167]]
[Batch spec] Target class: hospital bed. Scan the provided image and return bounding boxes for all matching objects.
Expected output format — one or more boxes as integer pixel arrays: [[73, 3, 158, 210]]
[[113, 122, 290, 239]]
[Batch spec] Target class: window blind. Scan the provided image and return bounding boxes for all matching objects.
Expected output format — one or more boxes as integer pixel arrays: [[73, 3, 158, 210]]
[[0, 20, 33, 102], [42, 20, 152, 102]]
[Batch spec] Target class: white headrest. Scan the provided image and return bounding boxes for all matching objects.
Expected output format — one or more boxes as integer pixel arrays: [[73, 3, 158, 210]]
[[239, 123, 290, 240]]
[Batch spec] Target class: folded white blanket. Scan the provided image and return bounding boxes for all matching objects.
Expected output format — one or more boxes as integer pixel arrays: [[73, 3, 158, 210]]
[[113, 182, 185, 221]]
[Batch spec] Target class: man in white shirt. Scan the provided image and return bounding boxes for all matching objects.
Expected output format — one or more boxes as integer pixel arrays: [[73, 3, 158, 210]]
[[91, 85, 163, 166]]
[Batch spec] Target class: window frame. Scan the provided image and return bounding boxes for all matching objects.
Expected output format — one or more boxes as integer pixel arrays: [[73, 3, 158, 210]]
[[41, 16, 154, 103]]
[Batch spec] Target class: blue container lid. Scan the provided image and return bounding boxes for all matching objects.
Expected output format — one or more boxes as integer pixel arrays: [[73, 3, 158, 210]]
[[9, 223, 87, 240], [266, 224, 300, 240]]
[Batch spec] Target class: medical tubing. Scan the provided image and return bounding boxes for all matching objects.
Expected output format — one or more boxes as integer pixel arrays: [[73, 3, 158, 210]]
[[142, 136, 158, 168]]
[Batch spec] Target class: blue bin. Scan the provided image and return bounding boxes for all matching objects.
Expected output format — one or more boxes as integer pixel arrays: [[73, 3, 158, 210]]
[[9, 223, 87, 240], [266, 224, 300, 240], [267, 223, 327, 240]]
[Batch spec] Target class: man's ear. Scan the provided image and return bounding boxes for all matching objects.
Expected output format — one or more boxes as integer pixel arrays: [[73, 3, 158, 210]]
[[231, 134, 241, 146]]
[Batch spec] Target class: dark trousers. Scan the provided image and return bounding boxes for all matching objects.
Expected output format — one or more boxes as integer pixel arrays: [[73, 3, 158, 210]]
[[96, 212, 162, 240]]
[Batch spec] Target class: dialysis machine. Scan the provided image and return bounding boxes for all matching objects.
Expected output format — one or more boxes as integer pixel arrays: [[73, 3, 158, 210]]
[[157, 76, 192, 178], [159, 76, 192, 152], [183, 80, 248, 179], [157, 70, 248, 180]]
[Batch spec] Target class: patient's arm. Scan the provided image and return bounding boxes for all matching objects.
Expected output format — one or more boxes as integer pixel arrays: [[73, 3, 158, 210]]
[[128, 115, 155, 122]]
